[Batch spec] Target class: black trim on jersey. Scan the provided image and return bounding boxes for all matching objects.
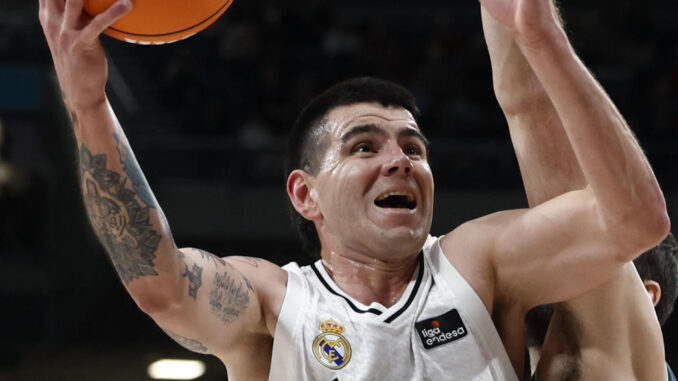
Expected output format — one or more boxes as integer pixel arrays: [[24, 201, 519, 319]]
[[523, 347, 532, 381], [312, 263, 383, 315], [384, 252, 424, 323]]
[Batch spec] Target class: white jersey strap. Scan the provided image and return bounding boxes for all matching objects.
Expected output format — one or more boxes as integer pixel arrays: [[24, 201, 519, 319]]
[[269, 263, 305, 381], [428, 237, 518, 380]]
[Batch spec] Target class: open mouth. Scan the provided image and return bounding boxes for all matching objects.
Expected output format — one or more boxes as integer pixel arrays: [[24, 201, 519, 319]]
[[374, 192, 417, 210]]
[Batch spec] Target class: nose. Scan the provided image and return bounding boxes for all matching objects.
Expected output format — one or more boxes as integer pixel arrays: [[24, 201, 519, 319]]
[[381, 147, 413, 177]]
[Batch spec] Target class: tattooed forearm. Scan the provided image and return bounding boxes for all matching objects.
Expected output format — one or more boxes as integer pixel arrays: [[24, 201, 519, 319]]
[[162, 328, 208, 353], [183, 263, 203, 300], [210, 269, 252, 324], [113, 133, 159, 209], [79, 142, 161, 285]]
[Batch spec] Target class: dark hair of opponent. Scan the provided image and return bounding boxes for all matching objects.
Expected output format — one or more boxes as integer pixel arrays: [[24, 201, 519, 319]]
[[633, 232, 678, 325]]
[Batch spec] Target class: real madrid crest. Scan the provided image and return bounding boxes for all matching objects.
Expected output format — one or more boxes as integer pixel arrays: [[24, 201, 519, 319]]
[[312, 318, 352, 370]]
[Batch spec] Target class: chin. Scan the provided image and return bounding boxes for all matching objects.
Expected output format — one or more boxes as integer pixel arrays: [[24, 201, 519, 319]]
[[375, 225, 429, 254], [370, 209, 430, 238]]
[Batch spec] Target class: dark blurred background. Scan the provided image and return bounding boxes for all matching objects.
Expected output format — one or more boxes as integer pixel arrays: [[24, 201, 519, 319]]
[[1, 0, 677, 379]]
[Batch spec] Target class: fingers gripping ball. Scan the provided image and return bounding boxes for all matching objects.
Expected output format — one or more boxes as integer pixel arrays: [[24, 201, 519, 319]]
[[83, 0, 234, 44]]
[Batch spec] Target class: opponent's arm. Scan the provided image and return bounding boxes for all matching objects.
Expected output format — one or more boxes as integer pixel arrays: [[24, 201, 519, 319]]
[[451, 0, 669, 310], [481, 6, 584, 205], [38, 0, 285, 361], [481, 0, 667, 236], [482, 7, 667, 380]]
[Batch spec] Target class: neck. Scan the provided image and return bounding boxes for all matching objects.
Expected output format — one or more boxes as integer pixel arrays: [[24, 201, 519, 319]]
[[319, 248, 420, 308]]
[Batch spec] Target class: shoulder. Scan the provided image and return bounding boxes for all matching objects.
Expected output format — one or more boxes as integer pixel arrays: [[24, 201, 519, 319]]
[[442, 209, 527, 250], [440, 210, 524, 268], [438, 212, 522, 313]]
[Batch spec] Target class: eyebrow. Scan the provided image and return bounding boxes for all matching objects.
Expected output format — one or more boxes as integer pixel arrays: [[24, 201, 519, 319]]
[[340, 124, 430, 147], [399, 128, 430, 148], [340, 124, 386, 143]]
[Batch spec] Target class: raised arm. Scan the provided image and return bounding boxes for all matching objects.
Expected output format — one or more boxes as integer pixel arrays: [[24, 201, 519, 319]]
[[480, 6, 584, 204], [38, 0, 285, 366], [479, 0, 667, 229], [482, 7, 667, 380], [450, 0, 670, 311]]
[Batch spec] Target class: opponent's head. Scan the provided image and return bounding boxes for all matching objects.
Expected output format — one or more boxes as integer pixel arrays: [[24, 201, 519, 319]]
[[286, 77, 433, 258], [633, 232, 678, 325]]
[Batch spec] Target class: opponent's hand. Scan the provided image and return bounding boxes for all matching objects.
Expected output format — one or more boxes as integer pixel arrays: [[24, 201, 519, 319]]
[[479, 0, 563, 48], [38, 0, 132, 113]]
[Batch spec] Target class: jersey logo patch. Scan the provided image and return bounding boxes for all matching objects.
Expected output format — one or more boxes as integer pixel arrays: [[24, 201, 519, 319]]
[[415, 309, 467, 350], [312, 318, 352, 370]]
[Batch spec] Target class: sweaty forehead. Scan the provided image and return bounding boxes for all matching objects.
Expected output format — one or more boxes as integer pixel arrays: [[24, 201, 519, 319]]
[[325, 102, 419, 138]]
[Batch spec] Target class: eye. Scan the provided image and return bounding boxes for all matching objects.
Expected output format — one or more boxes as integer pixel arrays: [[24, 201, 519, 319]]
[[404, 144, 423, 157], [353, 142, 374, 153]]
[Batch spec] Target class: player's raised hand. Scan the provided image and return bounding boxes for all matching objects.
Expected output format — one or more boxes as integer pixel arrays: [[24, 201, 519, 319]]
[[478, 0, 563, 48], [38, 0, 132, 113]]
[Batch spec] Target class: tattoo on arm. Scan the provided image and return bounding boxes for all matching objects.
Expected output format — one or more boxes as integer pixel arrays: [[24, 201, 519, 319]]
[[113, 133, 159, 208], [79, 141, 161, 286], [183, 263, 203, 300], [162, 328, 208, 353], [243, 274, 254, 292], [197, 248, 227, 267], [229, 257, 261, 268], [224, 261, 254, 292], [209, 268, 253, 324]]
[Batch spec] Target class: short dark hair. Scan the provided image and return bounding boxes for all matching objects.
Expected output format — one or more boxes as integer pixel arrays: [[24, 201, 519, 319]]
[[633, 232, 678, 325], [285, 77, 421, 257]]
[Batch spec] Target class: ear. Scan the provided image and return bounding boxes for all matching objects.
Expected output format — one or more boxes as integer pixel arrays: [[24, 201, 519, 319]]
[[287, 169, 321, 221], [643, 280, 662, 307]]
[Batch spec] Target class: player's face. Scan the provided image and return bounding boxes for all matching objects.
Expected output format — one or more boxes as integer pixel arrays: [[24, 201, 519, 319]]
[[311, 103, 434, 258]]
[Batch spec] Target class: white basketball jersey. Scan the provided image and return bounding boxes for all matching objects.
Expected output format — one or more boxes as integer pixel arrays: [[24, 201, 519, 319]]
[[268, 235, 518, 381]]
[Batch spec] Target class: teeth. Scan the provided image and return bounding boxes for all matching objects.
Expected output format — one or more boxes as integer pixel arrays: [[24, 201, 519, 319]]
[[376, 192, 415, 202]]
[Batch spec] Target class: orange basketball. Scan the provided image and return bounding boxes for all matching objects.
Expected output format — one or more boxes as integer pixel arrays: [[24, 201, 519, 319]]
[[83, 0, 234, 44]]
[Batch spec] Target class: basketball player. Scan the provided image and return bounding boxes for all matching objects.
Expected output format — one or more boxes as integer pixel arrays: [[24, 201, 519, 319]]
[[481, 5, 677, 380], [38, 0, 669, 379]]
